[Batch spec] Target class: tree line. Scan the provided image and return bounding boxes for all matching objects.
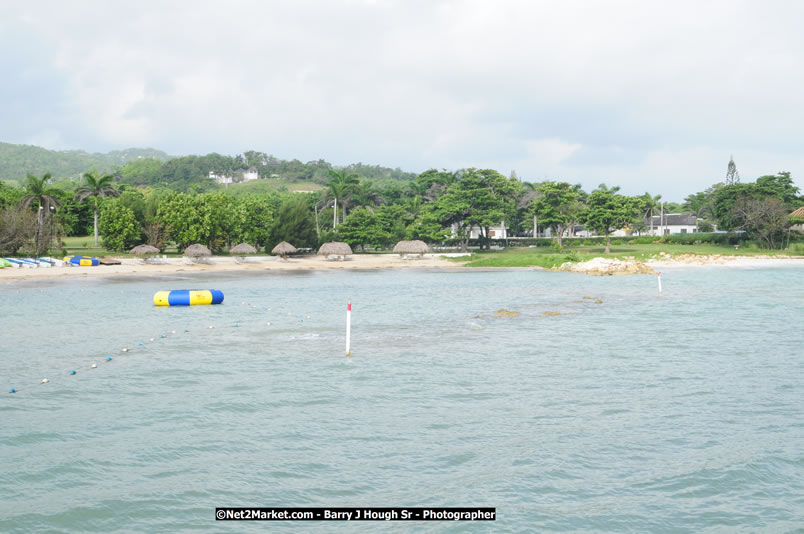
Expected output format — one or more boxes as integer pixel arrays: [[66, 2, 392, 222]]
[[1, 163, 802, 256]]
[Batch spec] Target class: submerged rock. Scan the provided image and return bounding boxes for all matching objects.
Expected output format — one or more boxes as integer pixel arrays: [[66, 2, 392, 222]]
[[494, 309, 520, 318]]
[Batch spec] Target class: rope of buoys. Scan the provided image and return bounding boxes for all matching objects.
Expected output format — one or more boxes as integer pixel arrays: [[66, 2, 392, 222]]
[[7, 298, 315, 395]]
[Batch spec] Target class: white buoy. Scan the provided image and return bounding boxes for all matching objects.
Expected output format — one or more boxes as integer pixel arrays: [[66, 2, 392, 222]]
[[91, 363, 97, 369], [41, 378, 49, 384], [657, 272, 663, 294], [122, 348, 128, 352], [149, 338, 154, 342], [346, 300, 352, 357]]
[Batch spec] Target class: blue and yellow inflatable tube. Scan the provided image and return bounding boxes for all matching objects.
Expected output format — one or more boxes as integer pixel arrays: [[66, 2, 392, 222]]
[[153, 289, 224, 306], [64, 256, 99, 266]]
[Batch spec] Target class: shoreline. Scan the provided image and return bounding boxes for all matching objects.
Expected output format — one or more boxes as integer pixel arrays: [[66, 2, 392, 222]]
[[0, 254, 467, 282], [1, 253, 802, 282]]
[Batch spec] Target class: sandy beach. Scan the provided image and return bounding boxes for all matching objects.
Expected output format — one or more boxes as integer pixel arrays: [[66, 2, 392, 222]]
[[0, 254, 468, 281], [2, 253, 802, 282]]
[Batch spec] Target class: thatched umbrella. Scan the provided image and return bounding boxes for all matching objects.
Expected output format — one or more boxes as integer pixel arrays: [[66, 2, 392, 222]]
[[130, 244, 160, 255], [271, 241, 297, 258], [230, 243, 257, 255], [184, 243, 211, 257], [393, 240, 429, 258], [183, 243, 212, 264], [230, 242, 257, 264], [318, 241, 352, 260]]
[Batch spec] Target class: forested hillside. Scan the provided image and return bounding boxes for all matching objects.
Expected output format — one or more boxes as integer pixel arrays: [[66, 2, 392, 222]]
[[0, 143, 417, 192], [0, 143, 172, 181]]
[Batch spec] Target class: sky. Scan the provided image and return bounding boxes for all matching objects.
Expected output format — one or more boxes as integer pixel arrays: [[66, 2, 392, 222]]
[[2, 0, 803, 201]]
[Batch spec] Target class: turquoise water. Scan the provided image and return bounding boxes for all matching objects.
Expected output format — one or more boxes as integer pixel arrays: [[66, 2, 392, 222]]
[[1, 266, 803, 533]]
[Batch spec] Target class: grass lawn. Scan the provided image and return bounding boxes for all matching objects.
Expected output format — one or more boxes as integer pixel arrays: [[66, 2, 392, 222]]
[[449, 242, 803, 268], [60, 236, 184, 257]]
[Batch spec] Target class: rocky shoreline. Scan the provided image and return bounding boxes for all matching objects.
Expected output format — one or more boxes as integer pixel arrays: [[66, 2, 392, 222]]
[[555, 253, 802, 275]]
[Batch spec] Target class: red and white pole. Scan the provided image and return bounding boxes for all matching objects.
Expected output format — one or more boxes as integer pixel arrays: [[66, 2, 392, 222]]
[[657, 272, 663, 294], [346, 301, 352, 357]]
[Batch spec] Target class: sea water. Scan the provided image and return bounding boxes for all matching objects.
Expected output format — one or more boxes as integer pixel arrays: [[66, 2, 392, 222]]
[[1, 266, 802, 533]]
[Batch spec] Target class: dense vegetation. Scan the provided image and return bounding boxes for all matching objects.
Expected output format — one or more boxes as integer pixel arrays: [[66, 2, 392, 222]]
[[0, 144, 802, 257], [0, 143, 171, 182]]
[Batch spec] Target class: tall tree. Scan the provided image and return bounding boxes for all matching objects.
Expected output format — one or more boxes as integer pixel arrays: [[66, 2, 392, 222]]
[[21, 173, 61, 254], [74, 170, 120, 245], [350, 181, 385, 213], [325, 169, 359, 227], [269, 196, 317, 249], [435, 168, 521, 251], [528, 181, 582, 246], [639, 193, 662, 234], [582, 184, 639, 253]]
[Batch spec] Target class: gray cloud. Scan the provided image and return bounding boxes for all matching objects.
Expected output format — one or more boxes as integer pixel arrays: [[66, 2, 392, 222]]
[[2, 0, 803, 200]]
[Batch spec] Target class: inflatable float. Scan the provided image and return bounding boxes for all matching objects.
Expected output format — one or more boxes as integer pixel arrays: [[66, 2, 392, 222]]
[[64, 256, 99, 266], [153, 289, 224, 306]]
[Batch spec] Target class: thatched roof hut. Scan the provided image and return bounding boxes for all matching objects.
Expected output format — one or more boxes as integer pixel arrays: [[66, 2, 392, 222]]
[[393, 240, 429, 257], [130, 244, 160, 255], [271, 241, 297, 257], [790, 206, 804, 219], [318, 241, 352, 259], [183, 243, 211, 257], [230, 243, 257, 255]]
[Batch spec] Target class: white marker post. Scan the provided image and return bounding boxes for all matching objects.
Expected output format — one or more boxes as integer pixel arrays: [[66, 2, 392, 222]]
[[657, 272, 663, 294], [346, 301, 352, 357]]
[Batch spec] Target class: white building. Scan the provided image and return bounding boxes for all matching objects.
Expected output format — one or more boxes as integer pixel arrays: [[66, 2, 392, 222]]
[[208, 171, 233, 185], [452, 221, 508, 239], [242, 167, 259, 182], [645, 213, 698, 236]]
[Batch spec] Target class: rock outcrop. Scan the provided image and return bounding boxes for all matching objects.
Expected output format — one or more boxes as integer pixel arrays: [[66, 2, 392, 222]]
[[556, 257, 655, 275]]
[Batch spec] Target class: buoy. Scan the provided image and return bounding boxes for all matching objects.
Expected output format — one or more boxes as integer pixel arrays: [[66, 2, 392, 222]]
[[122, 348, 128, 352], [657, 272, 663, 294], [209, 325, 214, 329], [234, 323, 239, 327], [184, 329, 189, 333], [153, 289, 224, 306], [149, 338, 154, 342], [266, 322, 271, 325], [41, 378, 49, 384], [9, 388, 16, 394], [106, 356, 112, 361], [138, 343, 143, 346], [160, 334, 165, 338], [91, 363, 97, 369], [306, 316, 310, 319], [70, 370, 76, 375], [171, 330, 176, 334]]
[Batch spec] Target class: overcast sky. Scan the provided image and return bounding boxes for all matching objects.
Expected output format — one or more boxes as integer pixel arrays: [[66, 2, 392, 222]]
[[2, 0, 803, 200]]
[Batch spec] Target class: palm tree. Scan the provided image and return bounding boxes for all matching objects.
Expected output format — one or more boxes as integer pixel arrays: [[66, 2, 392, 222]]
[[74, 170, 120, 245], [640, 193, 662, 235], [326, 169, 359, 227], [349, 181, 384, 213], [21, 173, 62, 253]]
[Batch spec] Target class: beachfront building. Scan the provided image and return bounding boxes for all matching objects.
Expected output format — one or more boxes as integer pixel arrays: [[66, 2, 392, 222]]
[[452, 221, 509, 239], [646, 213, 698, 236]]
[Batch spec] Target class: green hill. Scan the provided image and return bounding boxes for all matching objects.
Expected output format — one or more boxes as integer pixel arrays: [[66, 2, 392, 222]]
[[0, 142, 173, 182]]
